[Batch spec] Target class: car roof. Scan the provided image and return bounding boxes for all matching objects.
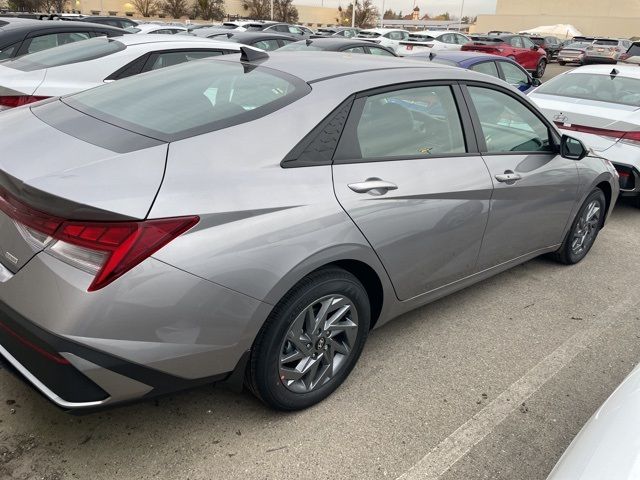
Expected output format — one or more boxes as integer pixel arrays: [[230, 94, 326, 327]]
[[0, 17, 125, 31], [412, 30, 464, 36], [112, 34, 238, 47], [227, 31, 297, 41], [360, 27, 407, 33], [135, 23, 186, 31], [300, 37, 388, 50], [233, 50, 467, 83]]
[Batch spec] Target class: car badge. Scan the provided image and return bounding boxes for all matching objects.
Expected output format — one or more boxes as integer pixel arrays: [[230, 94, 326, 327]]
[[4, 251, 18, 265]]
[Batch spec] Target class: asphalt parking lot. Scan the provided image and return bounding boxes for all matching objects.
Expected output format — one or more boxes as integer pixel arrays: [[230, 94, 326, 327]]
[[2, 61, 636, 480]]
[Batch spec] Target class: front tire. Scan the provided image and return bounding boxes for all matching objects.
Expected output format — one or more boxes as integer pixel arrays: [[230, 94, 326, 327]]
[[534, 58, 547, 78], [558, 60, 566, 66], [247, 267, 370, 410], [552, 189, 606, 265]]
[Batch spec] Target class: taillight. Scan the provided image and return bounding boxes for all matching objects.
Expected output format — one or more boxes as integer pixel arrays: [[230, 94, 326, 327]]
[[0, 95, 49, 111], [554, 122, 640, 146], [0, 188, 198, 291]]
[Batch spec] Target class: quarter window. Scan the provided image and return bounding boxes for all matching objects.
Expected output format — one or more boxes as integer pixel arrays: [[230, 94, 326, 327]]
[[351, 86, 467, 159], [0, 42, 19, 60], [146, 50, 223, 71], [468, 86, 553, 153]]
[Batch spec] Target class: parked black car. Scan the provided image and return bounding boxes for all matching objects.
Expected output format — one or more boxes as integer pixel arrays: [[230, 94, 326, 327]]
[[61, 15, 138, 30], [312, 26, 360, 38], [0, 17, 127, 60], [279, 37, 397, 56], [245, 22, 312, 38], [527, 35, 562, 59]]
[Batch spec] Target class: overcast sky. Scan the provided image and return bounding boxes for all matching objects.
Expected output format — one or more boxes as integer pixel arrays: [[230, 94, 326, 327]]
[[304, 0, 497, 17]]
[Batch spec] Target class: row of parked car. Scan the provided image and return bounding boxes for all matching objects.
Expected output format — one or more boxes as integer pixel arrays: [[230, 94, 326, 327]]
[[0, 14, 638, 480]]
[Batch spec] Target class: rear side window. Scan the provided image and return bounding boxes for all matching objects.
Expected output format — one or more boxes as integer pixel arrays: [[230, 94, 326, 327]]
[[368, 46, 394, 56], [0, 42, 20, 60], [470, 61, 499, 78], [65, 59, 310, 140], [24, 32, 91, 54], [278, 42, 322, 51], [146, 50, 224, 70], [6, 37, 125, 72], [350, 86, 466, 159], [253, 39, 281, 51], [627, 44, 640, 56]]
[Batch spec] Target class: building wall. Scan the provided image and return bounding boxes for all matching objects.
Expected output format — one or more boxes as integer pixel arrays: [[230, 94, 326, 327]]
[[473, 0, 640, 37]]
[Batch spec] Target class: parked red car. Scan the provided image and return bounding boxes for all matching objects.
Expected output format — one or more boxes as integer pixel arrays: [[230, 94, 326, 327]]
[[462, 34, 548, 78]]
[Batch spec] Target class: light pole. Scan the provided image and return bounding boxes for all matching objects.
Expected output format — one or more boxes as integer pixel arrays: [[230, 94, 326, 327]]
[[379, 0, 384, 27], [270, 0, 274, 20], [458, 0, 465, 31], [351, 0, 356, 28]]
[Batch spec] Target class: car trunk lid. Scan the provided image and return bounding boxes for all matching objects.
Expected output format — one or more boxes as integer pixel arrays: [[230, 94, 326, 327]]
[[0, 101, 168, 274], [0, 64, 47, 111]]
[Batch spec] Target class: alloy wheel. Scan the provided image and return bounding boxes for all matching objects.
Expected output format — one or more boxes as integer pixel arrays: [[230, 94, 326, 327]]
[[571, 200, 601, 255], [279, 294, 358, 393]]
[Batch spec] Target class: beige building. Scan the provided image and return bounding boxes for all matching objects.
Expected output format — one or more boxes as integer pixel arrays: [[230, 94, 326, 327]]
[[473, 0, 640, 38], [75, 0, 337, 26]]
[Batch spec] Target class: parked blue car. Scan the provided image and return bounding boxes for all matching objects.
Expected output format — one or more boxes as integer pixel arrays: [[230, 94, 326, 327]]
[[404, 51, 542, 94]]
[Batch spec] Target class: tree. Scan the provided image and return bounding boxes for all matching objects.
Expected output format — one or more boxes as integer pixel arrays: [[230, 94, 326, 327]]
[[242, 0, 270, 19], [194, 0, 225, 20], [339, 0, 378, 28], [7, 0, 41, 11], [274, 0, 297, 23], [163, 0, 189, 18], [132, 0, 159, 17], [40, 0, 67, 12], [383, 8, 401, 19], [433, 11, 450, 20], [460, 15, 470, 24]]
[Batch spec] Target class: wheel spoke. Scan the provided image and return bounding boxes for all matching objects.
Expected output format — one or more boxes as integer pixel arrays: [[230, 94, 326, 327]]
[[281, 349, 304, 364]]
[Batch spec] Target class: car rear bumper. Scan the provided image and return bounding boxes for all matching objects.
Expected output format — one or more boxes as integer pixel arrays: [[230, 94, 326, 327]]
[[0, 253, 272, 410]]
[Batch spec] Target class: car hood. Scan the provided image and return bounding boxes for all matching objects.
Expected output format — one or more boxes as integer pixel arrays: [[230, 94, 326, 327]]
[[547, 362, 640, 480]]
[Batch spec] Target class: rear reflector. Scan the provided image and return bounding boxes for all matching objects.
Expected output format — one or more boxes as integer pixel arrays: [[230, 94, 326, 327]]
[[0, 188, 198, 291], [0, 95, 49, 110], [0, 319, 70, 365], [554, 122, 640, 145]]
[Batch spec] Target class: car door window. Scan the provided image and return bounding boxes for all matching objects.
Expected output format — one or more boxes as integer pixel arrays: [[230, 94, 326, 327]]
[[470, 61, 499, 78], [386, 31, 404, 40], [0, 42, 20, 60], [343, 29, 356, 38], [455, 34, 468, 45], [146, 50, 224, 71], [522, 37, 535, 49], [368, 46, 394, 56], [468, 86, 553, 153], [253, 39, 281, 51], [25, 32, 91, 53], [350, 86, 467, 159], [288, 26, 303, 35], [344, 46, 365, 54], [509, 36, 524, 48], [499, 61, 529, 86]]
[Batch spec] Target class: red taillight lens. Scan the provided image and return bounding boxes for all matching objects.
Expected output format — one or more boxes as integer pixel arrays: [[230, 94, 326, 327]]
[[0, 187, 199, 291], [555, 122, 640, 146], [0, 95, 49, 110]]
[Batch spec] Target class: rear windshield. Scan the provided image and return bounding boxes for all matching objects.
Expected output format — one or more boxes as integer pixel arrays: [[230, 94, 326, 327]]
[[535, 72, 640, 107], [563, 42, 590, 49], [4, 37, 125, 71], [407, 34, 435, 42], [64, 59, 310, 141], [530, 37, 544, 45], [594, 39, 619, 46], [358, 31, 381, 38]]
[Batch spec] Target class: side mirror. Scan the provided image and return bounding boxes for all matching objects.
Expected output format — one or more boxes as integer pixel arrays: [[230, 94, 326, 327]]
[[560, 134, 588, 160], [531, 77, 542, 87], [531, 45, 539, 51]]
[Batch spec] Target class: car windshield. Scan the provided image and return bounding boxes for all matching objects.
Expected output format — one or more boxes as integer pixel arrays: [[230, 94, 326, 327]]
[[278, 42, 323, 51], [64, 59, 310, 140], [3, 37, 125, 72], [530, 38, 545, 45], [358, 31, 381, 38], [535, 72, 640, 107]]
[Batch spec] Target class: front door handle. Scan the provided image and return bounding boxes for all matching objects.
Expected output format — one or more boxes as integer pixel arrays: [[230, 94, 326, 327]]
[[495, 171, 522, 184], [348, 179, 398, 194]]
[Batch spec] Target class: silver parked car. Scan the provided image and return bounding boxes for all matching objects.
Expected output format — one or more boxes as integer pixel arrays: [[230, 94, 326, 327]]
[[583, 38, 631, 64], [0, 51, 619, 411]]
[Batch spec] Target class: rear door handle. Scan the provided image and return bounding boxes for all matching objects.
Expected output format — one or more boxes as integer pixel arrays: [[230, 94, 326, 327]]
[[348, 179, 398, 194], [495, 171, 522, 183]]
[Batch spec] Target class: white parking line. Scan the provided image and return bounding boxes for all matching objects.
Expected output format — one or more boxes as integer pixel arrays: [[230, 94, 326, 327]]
[[396, 294, 640, 480]]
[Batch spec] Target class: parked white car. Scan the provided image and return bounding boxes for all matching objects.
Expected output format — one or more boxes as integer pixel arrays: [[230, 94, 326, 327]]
[[396, 30, 470, 56], [0, 35, 245, 109], [126, 23, 187, 34], [547, 361, 640, 480], [357, 28, 409, 53], [530, 64, 640, 205]]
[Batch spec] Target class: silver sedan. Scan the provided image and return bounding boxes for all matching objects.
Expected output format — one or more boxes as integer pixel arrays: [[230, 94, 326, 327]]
[[0, 51, 619, 411]]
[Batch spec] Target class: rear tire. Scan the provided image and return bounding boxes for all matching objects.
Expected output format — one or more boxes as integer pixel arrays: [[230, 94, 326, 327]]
[[558, 61, 566, 66], [247, 267, 370, 411], [552, 189, 606, 265]]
